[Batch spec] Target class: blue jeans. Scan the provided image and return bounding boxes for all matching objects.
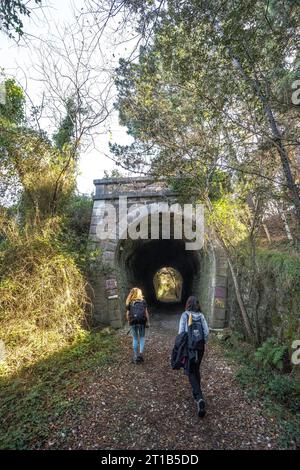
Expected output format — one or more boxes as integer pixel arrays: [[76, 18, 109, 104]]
[[130, 324, 146, 356]]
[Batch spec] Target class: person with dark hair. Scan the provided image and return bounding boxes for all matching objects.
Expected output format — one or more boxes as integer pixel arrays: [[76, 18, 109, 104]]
[[178, 295, 209, 417]]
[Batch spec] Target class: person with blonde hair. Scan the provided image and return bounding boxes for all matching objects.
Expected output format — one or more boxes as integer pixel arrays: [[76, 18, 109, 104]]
[[126, 287, 150, 364]]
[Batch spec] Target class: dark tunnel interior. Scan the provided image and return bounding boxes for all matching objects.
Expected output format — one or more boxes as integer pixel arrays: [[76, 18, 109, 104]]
[[118, 239, 201, 309]]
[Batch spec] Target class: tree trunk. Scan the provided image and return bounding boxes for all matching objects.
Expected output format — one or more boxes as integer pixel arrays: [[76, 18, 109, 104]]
[[278, 206, 293, 241], [262, 223, 271, 242]]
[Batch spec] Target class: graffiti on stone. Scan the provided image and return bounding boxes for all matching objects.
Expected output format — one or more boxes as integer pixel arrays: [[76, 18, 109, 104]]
[[105, 279, 117, 290]]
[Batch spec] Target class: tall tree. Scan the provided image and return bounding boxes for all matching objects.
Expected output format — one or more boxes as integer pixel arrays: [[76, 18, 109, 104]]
[[0, 78, 75, 220], [107, 0, 300, 223]]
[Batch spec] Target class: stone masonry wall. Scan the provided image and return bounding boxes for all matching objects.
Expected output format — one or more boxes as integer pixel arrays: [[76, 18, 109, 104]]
[[89, 177, 229, 329]]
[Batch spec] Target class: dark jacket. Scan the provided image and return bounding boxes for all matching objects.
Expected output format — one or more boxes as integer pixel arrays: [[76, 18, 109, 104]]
[[171, 331, 205, 374], [171, 332, 188, 370]]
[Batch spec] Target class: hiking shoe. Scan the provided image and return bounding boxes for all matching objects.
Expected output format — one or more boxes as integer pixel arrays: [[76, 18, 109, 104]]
[[137, 354, 144, 363], [132, 355, 139, 364], [197, 399, 206, 418]]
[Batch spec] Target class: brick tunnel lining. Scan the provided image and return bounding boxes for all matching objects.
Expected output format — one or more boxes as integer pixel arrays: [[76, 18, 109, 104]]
[[117, 239, 201, 308]]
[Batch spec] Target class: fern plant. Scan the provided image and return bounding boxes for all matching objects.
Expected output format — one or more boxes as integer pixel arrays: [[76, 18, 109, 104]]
[[255, 337, 288, 371]]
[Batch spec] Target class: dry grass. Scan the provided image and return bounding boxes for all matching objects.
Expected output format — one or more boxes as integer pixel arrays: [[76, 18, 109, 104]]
[[0, 215, 89, 376]]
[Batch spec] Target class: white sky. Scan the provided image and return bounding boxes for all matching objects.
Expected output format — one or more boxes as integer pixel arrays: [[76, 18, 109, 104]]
[[0, 0, 135, 196]]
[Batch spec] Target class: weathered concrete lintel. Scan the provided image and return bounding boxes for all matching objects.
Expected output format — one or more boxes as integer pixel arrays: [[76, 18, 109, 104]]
[[93, 191, 178, 200], [94, 177, 158, 185]]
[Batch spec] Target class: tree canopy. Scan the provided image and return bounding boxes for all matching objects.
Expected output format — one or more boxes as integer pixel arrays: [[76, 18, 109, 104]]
[[0, 0, 42, 38], [111, 0, 300, 225]]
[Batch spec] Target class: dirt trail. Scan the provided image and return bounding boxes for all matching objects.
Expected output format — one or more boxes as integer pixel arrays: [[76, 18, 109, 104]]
[[44, 309, 280, 450]]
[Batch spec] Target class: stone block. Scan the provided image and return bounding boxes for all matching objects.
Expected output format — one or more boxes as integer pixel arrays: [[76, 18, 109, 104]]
[[215, 298, 226, 309], [110, 311, 122, 322], [93, 200, 106, 208], [216, 265, 228, 277], [214, 308, 226, 321], [216, 275, 227, 288], [89, 233, 100, 242], [90, 215, 103, 224], [110, 319, 123, 329], [103, 251, 115, 261], [89, 224, 98, 235], [215, 286, 227, 299], [94, 302, 107, 311], [216, 257, 227, 269], [211, 318, 226, 329], [102, 241, 117, 252]]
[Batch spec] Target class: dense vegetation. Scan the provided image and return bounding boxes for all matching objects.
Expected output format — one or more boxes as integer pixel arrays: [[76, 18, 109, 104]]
[[0, 78, 101, 377], [107, 0, 300, 445], [0, 0, 299, 450], [218, 331, 300, 448], [0, 328, 119, 449]]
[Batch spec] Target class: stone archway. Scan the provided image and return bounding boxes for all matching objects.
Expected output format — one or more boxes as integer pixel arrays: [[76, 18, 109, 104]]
[[88, 177, 228, 329]]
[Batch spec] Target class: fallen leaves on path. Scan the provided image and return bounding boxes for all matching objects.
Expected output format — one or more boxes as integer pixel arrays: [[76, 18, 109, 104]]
[[43, 312, 280, 450]]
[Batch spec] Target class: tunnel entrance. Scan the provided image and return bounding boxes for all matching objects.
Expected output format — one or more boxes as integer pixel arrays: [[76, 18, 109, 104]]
[[90, 177, 228, 328], [117, 238, 201, 311], [153, 267, 182, 303]]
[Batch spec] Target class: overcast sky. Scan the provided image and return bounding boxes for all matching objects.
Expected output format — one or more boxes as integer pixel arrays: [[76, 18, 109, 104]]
[[0, 0, 135, 195]]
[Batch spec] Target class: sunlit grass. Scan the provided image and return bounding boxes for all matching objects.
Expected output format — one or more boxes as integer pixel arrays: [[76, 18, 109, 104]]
[[0, 329, 119, 449]]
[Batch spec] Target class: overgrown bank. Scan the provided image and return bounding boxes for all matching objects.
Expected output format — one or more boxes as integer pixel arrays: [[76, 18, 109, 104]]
[[227, 247, 300, 346], [0, 78, 100, 379], [0, 193, 99, 378], [223, 246, 300, 449], [216, 332, 300, 449]]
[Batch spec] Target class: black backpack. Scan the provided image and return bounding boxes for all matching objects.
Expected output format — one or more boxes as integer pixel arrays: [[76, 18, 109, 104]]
[[129, 300, 146, 325], [186, 313, 205, 350]]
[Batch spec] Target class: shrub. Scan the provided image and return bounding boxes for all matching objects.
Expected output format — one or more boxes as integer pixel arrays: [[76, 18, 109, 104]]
[[219, 332, 300, 448], [255, 337, 289, 371], [0, 218, 89, 376], [266, 375, 300, 413]]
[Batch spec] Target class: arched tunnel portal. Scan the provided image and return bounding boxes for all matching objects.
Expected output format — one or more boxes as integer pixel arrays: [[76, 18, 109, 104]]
[[117, 239, 201, 308], [89, 177, 229, 329]]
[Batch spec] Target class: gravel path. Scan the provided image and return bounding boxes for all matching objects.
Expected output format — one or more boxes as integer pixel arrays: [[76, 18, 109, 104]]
[[44, 309, 280, 450]]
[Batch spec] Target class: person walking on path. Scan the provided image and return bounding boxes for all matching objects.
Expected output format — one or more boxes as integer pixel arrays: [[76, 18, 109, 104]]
[[178, 296, 209, 417], [126, 288, 150, 364]]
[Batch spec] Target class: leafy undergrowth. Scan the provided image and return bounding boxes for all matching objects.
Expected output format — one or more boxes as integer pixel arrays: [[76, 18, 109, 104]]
[[0, 329, 119, 449], [215, 332, 300, 449], [0, 219, 91, 376]]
